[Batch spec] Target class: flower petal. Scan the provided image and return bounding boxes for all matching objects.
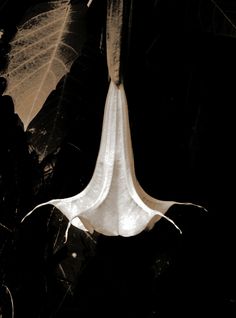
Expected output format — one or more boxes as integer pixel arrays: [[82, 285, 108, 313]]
[[23, 81, 204, 237]]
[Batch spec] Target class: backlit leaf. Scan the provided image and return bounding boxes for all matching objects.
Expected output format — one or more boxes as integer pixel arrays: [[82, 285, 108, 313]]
[[1, 0, 87, 129]]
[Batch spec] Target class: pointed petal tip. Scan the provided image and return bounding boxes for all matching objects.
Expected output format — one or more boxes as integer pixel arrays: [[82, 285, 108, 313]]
[[21, 204, 41, 223], [21, 200, 57, 223], [146, 212, 182, 235]]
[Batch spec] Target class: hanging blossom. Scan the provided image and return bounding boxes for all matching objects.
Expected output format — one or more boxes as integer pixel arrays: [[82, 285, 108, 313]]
[[21, 0, 206, 239], [22, 81, 204, 238]]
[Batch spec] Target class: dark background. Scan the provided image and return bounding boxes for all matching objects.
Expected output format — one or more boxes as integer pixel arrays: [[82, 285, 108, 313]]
[[0, 0, 235, 317]]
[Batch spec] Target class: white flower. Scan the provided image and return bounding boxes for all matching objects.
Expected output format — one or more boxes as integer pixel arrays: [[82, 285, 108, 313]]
[[23, 81, 202, 237]]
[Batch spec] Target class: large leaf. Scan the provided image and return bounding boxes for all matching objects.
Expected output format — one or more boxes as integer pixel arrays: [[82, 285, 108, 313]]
[[1, 0, 87, 129], [26, 46, 108, 163], [27, 73, 77, 163]]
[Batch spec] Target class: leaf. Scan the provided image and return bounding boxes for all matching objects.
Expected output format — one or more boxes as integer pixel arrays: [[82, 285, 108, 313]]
[[1, 0, 87, 129], [199, 0, 236, 38], [211, 0, 236, 38], [27, 48, 107, 163], [27, 73, 75, 163]]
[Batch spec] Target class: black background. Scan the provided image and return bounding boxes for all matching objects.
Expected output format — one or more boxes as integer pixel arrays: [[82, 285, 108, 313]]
[[0, 0, 235, 317]]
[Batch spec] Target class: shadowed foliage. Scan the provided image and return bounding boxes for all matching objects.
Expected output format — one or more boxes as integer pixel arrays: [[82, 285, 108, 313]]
[[0, 0, 235, 317]]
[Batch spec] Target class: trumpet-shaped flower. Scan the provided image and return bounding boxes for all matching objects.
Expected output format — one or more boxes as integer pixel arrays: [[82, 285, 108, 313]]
[[23, 81, 202, 237]]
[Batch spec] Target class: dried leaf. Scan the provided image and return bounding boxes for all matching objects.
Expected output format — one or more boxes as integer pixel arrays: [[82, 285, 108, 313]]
[[1, 0, 87, 129]]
